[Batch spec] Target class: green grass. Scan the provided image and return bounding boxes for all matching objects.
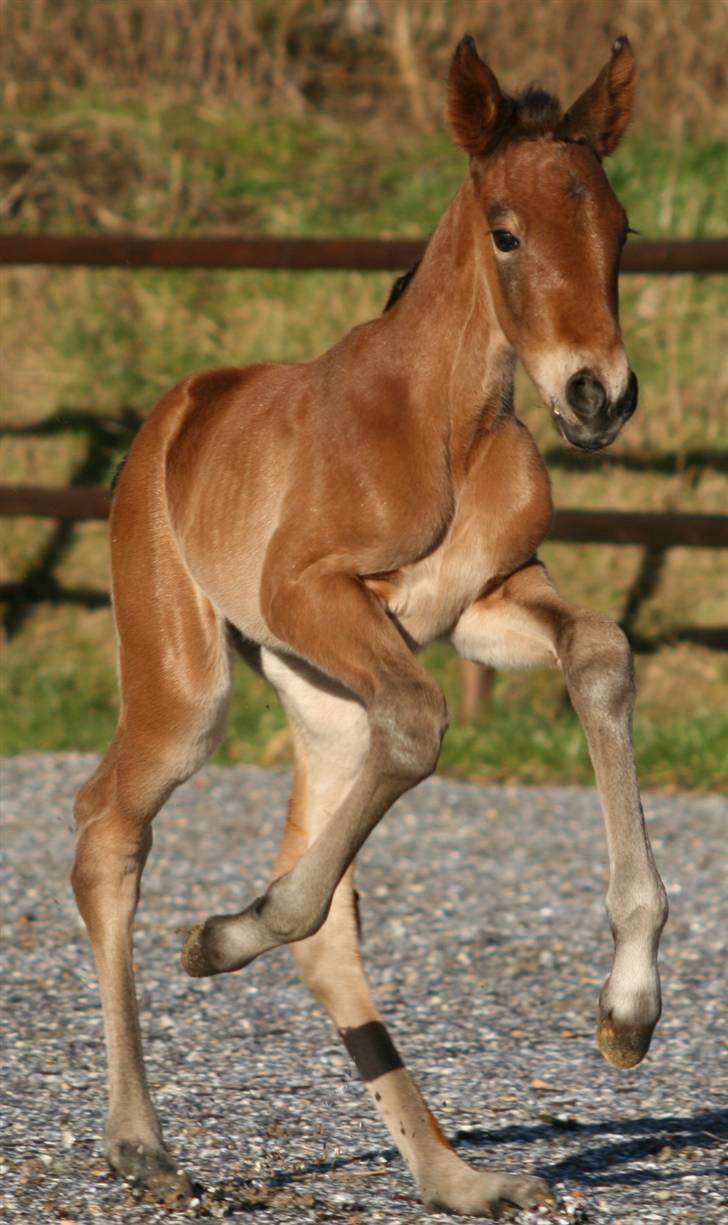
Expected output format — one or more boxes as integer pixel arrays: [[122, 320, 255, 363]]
[[2, 635, 119, 754], [439, 707, 728, 792], [3, 638, 726, 792], [2, 98, 727, 789]]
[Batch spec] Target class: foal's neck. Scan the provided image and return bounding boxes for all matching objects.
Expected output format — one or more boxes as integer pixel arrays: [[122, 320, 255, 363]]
[[389, 174, 515, 462]]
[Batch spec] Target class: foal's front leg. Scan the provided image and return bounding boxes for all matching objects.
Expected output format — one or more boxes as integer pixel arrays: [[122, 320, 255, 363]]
[[452, 562, 668, 1068], [183, 600, 555, 1216], [182, 570, 449, 977]]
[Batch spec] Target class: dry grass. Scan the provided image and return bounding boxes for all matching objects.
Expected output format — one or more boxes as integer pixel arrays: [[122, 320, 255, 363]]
[[1, 0, 727, 134]]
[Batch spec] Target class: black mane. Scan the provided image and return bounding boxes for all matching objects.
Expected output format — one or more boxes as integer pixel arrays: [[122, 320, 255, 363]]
[[383, 260, 421, 312], [488, 85, 565, 152]]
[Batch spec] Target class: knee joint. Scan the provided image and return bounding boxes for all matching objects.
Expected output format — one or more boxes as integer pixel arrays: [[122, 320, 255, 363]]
[[372, 682, 448, 783], [562, 617, 634, 720]]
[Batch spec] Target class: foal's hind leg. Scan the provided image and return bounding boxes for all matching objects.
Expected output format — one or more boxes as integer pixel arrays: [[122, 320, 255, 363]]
[[72, 567, 230, 1195], [452, 561, 668, 1068], [262, 653, 554, 1217]]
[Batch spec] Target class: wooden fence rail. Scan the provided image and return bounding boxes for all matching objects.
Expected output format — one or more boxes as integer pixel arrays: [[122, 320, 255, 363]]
[[4, 228, 726, 719], [2, 234, 728, 274], [2, 484, 727, 549]]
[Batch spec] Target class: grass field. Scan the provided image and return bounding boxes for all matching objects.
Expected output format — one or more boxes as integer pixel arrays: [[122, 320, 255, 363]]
[[2, 98, 727, 788]]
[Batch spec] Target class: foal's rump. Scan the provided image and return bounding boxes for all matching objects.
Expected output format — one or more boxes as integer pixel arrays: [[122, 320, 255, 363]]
[[107, 382, 232, 776]]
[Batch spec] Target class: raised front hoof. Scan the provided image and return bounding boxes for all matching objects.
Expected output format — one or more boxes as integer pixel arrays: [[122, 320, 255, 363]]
[[181, 909, 264, 977], [106, 1138, 192, 1203], [181, 921, 222, 977], [597, 1013, 655, 1069], [424, 1170, 556, 1218]]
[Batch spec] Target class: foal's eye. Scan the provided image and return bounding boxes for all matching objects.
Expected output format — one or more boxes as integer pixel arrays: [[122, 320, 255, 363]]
[[492, 229, 520, 253]]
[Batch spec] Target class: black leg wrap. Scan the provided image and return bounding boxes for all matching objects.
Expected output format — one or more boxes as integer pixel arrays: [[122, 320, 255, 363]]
[[340, 1021, 404, 1082]]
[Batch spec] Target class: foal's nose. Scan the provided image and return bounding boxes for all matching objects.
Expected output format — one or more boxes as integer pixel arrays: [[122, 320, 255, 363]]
[[566, 368, 607, 420]]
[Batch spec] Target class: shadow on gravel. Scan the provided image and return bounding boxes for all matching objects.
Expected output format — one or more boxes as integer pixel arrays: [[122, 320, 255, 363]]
[[193, 1146, 403, 1214], [190, 1109, 727, 1210], [454, 1108, 727, 1188]]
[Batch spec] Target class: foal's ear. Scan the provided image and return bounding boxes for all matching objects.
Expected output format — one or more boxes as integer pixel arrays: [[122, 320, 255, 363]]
[[448, 35, 503, 156], [561, 36, 636, 158]]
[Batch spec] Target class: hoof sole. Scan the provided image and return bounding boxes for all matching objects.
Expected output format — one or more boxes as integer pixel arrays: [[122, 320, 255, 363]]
[[181, 922, 219, 977], [597, 1016, 653, 1068]]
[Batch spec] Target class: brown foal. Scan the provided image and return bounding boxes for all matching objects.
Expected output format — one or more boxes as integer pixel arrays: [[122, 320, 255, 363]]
[[72, 36, 668, 1216]]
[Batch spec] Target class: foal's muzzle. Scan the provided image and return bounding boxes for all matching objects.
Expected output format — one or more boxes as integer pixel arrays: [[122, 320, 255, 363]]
[[555, 368, 638, 451]]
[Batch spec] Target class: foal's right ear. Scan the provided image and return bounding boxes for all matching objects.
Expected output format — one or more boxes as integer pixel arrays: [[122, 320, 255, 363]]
[[448, 35, 503, 156], [560, 36, 636, 157]]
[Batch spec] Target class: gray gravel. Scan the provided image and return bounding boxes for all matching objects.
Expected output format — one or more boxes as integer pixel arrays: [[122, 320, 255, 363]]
[[1, 753, 726, 1224]]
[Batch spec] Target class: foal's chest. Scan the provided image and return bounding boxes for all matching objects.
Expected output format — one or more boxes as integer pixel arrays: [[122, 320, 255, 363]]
[[367, 417, 553, 645]]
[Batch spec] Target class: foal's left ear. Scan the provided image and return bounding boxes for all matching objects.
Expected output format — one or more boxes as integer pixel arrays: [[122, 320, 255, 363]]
[[560, 36, 636, 158], [448, 35, 503, 156]]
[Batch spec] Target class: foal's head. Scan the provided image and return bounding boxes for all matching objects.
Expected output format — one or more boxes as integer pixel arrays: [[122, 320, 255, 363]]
[[449, 36, 638, 451]]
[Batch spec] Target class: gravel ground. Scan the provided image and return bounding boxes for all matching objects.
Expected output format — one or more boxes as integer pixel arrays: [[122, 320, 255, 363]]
[[1, 754, 726, 1225]]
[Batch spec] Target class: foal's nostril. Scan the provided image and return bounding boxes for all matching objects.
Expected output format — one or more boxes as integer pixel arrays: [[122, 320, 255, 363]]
[[620, 370, 639, 419], [566, 368, 607, 419]]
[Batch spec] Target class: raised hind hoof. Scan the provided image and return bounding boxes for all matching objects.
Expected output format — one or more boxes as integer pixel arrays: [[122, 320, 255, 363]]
[[597, 1013, 655, 1068], [106, 1138, 192, 1203]]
